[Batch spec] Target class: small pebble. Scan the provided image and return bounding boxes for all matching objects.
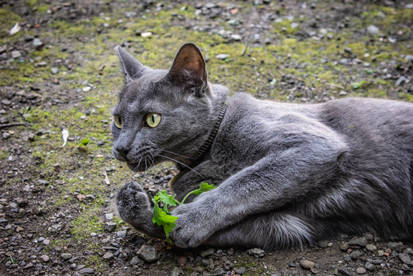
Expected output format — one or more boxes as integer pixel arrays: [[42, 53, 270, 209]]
[[230, 34, 242, 41], [141, 32, 152, 38], [365, 262, 375, 271], [247, 248, 265, 258], [299, 259, 315, 270], [234, 266, 246, 274], [216, 54, 229, 60], [348, 236, 368, 247], [104, 222, 116, 232], [318, 240, 329, 248], [11, 50, 21, 58], [61, 253, 72, 260], [388, 241, 404, 250], [33, 38, 43, 48], [78, 267, 94, 274], [344, 47, 353, 55], [403, 248, 413, 255], [399, 253, 413, 265], [104, 213, 113, 221], [291, 22, 299, 29], [395, 76, 407, 86], [116, 230, 126, 238], [356, 267, 366, 274], [103, 252, 113, 260], [171, 267, 183, 276], [350, 250, 363, 260], [340, 242, 349, 251], [137, 244, 158, 263], [200, 248, 214, 257], [366, 244, 377, 251], [367, 25, 380, 35], [130, 256, 142, 265]]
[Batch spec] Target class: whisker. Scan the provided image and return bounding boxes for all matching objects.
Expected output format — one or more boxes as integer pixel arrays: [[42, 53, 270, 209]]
[[158, 148, 196, 160], [157, 153, 204, 177], [149, 152, 155, 167], [133, 156, 142, 171]]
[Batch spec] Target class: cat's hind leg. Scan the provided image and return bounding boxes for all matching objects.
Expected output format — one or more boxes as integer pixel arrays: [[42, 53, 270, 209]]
[[116, 182, 164, 238], [205, 212, 317, 250]]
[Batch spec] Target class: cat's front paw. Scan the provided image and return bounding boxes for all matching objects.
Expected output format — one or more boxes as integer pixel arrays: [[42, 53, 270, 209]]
[[170, 202, 215, 248], [116, 181, 151, 223]]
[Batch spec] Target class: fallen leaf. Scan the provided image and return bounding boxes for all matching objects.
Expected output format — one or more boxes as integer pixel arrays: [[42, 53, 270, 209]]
[[230, 8, 238, 14], [9, 23, 21, 35], [103, 171, 110, 185], [61, 128, 69, 147], [76, 194, 86, 201]]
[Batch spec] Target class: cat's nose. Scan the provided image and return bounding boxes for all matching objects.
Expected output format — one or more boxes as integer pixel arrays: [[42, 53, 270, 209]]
[[115, 143, 130, 160]]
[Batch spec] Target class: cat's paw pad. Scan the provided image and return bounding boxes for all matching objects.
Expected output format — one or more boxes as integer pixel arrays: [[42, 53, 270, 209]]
[[116, 181, 150, 223]]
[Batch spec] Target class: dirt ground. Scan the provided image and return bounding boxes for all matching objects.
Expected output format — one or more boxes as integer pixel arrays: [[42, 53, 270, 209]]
[[1, 0, 413, 275]]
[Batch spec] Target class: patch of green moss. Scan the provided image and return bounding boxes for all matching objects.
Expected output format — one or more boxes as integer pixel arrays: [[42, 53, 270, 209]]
[[49, 20, 96, 38], [71, 213, 103, 240], [402, 93, 413, 103], [0, 59, 50, 87], [232, 258, 269, 275], [38, 4, 50, 13], [84, 254, 105, 273], [0, 150, 9, 160], [26, 0, 37, 7], [366, 88, 387, 98], [272, 19, 300, 35]]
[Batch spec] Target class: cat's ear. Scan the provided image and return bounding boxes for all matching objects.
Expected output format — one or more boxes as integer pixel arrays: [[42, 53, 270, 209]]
[[114, 46, 146, 82], [166, 43, 207, 94]]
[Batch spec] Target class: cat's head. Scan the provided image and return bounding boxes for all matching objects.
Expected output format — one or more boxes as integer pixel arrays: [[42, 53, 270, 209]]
[[112, 43, 227, 172]]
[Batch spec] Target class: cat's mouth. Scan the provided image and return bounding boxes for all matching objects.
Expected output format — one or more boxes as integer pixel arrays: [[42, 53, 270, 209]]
[[126, 161, 141, 171], [126, 159, 152, 172], [126, 154, 160, 172]]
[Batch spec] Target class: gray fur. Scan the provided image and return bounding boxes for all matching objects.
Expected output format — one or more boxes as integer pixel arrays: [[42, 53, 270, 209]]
[[114, 43, 413, 249]]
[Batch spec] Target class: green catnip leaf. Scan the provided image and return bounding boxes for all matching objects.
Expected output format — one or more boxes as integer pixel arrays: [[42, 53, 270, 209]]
[[152, 195, 178, 239], [191, 182, 216, 196], [152, 182, 216, 241], [157, 190, 179, 208]]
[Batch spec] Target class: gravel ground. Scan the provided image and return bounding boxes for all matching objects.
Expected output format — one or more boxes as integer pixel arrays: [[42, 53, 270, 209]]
[[1, 0, 413, 275]]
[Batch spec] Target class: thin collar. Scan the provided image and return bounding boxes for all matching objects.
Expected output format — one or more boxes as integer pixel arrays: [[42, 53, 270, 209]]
[[191, 103, 227, 167]]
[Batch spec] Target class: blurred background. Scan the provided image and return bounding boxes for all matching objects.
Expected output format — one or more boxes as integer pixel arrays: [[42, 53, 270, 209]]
[[0, 0, 412, 275]]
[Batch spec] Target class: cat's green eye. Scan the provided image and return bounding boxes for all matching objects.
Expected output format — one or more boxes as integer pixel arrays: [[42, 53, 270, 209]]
[[145, 113, 161, 128], [113, 115, 122, 129]]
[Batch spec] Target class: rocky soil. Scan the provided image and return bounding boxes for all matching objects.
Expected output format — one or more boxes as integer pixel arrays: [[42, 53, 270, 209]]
[[0, 0, 413, 275]]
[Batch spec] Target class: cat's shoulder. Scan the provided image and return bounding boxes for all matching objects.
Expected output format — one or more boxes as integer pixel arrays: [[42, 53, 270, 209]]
[[322, 97, 413, 119], [227, 92, 316, 115], [324, 97, 413, 108], [227, 92, 284, 110]]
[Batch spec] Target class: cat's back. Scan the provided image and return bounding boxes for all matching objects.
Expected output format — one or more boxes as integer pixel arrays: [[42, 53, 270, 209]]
[[225, 94, 413, 156], [227, 92, 319, 121], [320, 97, 413, 150], [322, 97, 413, 128]]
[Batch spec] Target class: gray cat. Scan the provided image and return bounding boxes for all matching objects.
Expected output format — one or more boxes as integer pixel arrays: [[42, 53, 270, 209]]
[[113, 43, 413, 249]]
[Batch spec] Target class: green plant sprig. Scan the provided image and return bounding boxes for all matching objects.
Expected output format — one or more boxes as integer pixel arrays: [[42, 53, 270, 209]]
[[152, 182, 216, 241]]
